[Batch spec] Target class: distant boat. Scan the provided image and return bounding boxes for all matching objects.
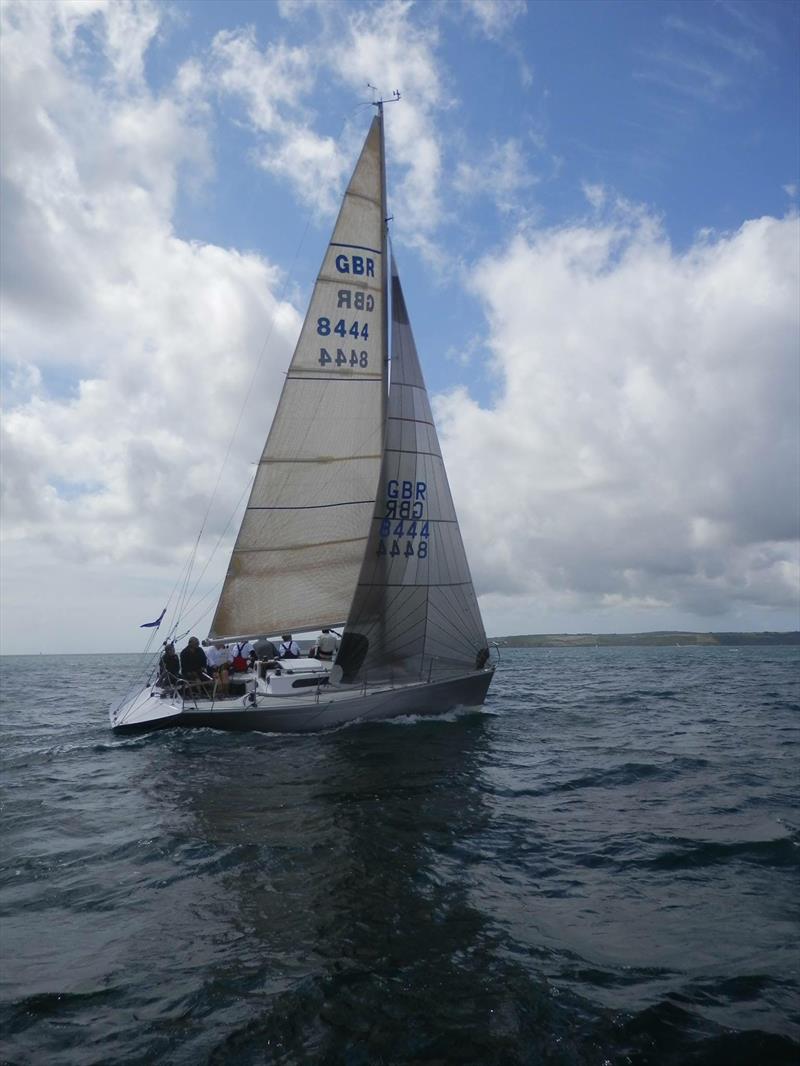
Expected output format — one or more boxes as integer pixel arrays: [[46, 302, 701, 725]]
[[110, 103, 494, 733]]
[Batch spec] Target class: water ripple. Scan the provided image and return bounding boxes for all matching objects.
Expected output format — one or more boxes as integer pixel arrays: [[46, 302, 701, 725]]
[[1, 646, 798, 1064]]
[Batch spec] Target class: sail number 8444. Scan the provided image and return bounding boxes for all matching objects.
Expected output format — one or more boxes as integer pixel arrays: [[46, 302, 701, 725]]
[[317, 317, 368, 339], [317, 317, 369, 368], [319, 348, 368, 368]]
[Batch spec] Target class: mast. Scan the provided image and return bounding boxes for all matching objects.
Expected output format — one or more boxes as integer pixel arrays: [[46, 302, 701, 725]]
[[372, 90, 398, 669], [370, 89, 399, 429], [379, 101, 388, 432]]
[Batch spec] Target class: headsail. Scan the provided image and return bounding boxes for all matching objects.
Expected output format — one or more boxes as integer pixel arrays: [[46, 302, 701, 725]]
[[210, 117, 387, 640], [337, 257, 489, 683]]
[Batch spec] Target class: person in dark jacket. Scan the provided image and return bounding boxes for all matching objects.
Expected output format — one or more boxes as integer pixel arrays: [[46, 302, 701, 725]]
[[253, 637, 278, 661], [157, 642, 181, 689], [180, 636, 209, 695]]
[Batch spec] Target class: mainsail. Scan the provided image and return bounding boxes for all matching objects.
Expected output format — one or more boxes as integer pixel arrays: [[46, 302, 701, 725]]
[[210, 118, 387, 639], [337, 258, 489, 683]]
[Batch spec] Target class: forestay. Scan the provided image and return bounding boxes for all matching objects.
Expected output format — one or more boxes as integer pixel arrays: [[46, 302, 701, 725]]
[[337, 258, 489, 683], [210, 118, 387, 640]]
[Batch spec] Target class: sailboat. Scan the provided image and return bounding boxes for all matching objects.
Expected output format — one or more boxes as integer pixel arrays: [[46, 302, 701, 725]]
[[110, 104, 494, 734]]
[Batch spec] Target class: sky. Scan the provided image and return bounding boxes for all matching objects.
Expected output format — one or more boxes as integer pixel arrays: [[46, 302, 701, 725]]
[[1, 0, 798, 654]]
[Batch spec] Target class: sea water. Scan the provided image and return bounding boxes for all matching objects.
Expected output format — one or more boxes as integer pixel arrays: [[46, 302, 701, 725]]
[[1, 646, 798, 1065]]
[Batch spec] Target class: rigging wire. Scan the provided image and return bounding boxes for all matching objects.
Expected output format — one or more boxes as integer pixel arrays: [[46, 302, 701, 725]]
[[115, 556, 200, 696], [181, 468, 256, 624]]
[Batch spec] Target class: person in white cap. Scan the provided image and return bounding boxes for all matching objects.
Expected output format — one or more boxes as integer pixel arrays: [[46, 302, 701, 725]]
[[315, 629, 339, 661]]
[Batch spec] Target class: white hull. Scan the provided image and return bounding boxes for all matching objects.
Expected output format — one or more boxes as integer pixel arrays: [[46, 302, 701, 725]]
[[109, 668, 494, 734]]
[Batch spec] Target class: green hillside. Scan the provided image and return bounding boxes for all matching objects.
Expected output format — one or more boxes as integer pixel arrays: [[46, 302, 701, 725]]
[[492, 631, 800, 648]]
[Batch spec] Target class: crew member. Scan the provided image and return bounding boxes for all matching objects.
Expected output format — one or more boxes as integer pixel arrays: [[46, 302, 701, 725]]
[[315, 629, 339, 660], [229, 640, 254, 673], [205, 641, 231, 696], [180, 636, 207, 679], [278, 634, 300, 659], [253, 636, 278, 661], [157, 642, 181, 689]]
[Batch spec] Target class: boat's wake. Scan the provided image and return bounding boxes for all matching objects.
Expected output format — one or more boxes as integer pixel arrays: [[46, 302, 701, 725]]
[[375, 704, 489, 727]]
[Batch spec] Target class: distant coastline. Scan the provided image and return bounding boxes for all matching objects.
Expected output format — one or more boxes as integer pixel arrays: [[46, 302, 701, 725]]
[[492, 631, 800, 647], [1, 632, 799, 656]]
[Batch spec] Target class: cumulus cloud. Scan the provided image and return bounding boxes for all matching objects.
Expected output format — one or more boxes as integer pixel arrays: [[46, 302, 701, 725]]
[[1, 0, 796, 652], [581, 182, 607, 210], [197, 3, 536, 257], [330, 1, 445, 238], [457, 0, 532, 86], [436, 209, 800, 631], [1, 0, 299, 650], [206, 0, 446, 243], [454, 139, 538, 215], [461, 0, 527, 40], [203, 25, 359, 220], [0, 0, 489, 651], [210, 28, 313, 133]]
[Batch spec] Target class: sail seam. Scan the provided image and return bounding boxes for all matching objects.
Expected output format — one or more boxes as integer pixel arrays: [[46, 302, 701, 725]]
[[286, 374, 383, 382], [338, 189, 382, 207], [428, 593, 482, 647], [383, 448, 443, 459], [259, 455, 381, 464], [355, 580, 476, 588], [370, 516, 459, 524], [317, 276, 382, 289], [234, 536, 368, 553], [329, 241, 382, 254], [248, 500, 375, 510]]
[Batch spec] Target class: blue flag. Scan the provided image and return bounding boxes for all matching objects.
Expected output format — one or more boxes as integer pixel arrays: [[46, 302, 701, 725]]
[[140, 608, 166, 629]]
